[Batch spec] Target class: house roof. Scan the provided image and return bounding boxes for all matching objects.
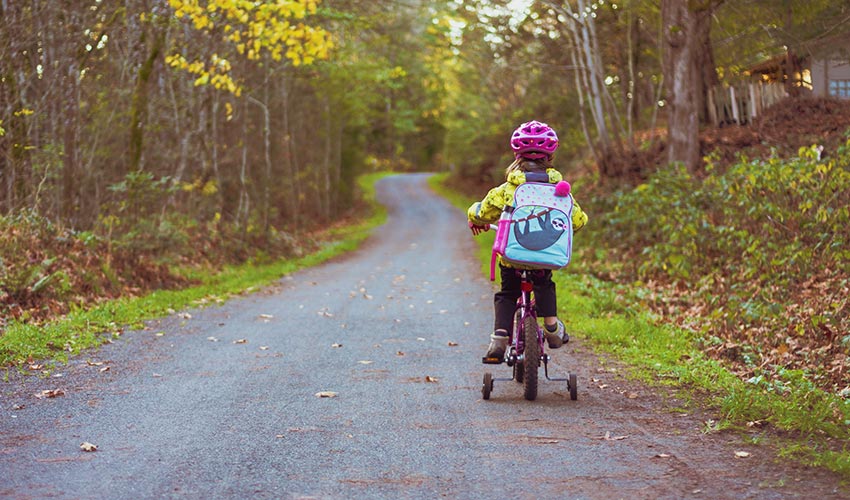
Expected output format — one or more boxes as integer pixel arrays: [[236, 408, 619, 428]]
[[748, 54, 787, 75]]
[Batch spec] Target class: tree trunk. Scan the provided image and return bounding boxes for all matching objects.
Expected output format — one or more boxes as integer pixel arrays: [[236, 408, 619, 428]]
[[61, 63, 79, 223], [662, 0, 701, 173], [694, 9, 719, 123], [128, 25, 163, 173], [321, 98, 332, 219], [279, 73, 298, 224]]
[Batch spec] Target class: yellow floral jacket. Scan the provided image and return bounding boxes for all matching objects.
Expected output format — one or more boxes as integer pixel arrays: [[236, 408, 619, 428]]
[[467, 168, 588, 230]]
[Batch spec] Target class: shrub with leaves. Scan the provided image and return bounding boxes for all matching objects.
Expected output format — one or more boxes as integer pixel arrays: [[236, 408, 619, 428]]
[[590, 135, 850, 393]]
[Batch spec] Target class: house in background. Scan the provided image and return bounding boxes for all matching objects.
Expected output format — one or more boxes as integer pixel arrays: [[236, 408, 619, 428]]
[[811, 59, 850, 98], [708, 37, 850, 127], [802, 31, 850, 99]]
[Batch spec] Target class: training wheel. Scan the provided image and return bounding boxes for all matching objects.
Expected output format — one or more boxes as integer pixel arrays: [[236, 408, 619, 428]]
[[569, 373, 578, 401], [482, 372, 494, 400]]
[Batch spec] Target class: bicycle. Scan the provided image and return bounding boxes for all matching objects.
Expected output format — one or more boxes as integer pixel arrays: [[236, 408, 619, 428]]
[[481, 267, 577, 402]]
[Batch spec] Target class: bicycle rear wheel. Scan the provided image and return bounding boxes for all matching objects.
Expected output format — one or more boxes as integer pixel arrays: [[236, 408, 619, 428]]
[[522, 315, 539, 401]]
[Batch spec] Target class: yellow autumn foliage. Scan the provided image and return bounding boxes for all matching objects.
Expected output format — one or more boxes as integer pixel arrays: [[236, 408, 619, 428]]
[[167, 0, 333, 95]]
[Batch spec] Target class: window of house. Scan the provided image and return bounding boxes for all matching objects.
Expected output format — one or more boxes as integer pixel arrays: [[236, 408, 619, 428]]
[[829, 79, 850, 98]]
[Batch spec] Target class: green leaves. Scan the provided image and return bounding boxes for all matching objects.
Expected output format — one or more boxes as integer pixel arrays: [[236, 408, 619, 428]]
[[589, 138, 850, 395]]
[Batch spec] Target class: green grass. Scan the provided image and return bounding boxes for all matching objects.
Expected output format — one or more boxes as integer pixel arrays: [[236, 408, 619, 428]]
[[0, 172, 392, 370], [431, 172, 850, 477]]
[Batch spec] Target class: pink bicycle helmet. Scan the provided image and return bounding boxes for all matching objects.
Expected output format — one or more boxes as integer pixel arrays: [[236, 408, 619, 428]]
[[510, 120, 559, 160]]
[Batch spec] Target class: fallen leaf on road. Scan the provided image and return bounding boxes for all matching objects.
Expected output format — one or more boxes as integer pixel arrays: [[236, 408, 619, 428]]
[[533, 438, 559, 444], [259, 346, 269, 351], [358, 360, 373, 365], [86, 361, 104, 366], [152, 373, 163, 378], [259, 314, 274, 319], [35, 389, 65, 399], [207, 337, 219, 342], [596, 432, 628, 441], [155, 332, 165, 337], [447, 341, 458, 347], [80, 442, 97, 452], [654, 453, 671, 458], [735, 451, 751, 458], [598, 384, 609, 389], [99, 366, 110, 373], [315, 391, 337, 398], [180, 313, 192, 319], [626, 392, 639, 399], [417, 337, 426, 341], [331, 343, 343, 348], [12, 404, 25, 410], [396, 351, 405, 356], [233, 339, 248, 344], [425, 376, 438, 383]]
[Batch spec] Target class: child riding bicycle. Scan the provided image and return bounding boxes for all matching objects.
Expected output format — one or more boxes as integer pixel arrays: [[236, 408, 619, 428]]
[[467, 120, 588, 361]]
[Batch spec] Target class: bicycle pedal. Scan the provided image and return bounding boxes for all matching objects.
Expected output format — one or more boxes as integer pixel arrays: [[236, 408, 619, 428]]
[[481, 356, 504, 365]]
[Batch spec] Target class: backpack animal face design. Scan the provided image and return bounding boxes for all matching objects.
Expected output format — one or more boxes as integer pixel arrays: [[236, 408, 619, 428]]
[[490, 181, 574, 280]]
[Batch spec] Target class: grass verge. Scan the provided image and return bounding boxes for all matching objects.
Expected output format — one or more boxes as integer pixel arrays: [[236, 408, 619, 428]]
[[430, 172, 850, 477], [0, 172, 392, 370]]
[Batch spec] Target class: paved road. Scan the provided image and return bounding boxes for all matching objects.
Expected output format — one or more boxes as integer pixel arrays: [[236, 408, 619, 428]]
[[2, 174, 847, 499]]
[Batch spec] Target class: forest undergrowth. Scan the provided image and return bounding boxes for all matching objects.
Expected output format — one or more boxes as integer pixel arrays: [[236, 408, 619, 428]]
[[579, 99, 850, 399], [451, 98, 850, 401], [581, 141, 850, 396]]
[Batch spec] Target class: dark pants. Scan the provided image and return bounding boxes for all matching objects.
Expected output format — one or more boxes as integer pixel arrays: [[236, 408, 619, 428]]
[[494, 266, 557, 333]]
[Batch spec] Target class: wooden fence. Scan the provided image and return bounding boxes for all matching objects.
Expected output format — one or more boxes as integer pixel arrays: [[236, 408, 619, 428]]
[[707, 82, 787, 126]]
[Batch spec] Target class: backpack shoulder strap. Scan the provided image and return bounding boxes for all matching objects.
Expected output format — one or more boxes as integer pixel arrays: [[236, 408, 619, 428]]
[[524, 172, 550, 183]]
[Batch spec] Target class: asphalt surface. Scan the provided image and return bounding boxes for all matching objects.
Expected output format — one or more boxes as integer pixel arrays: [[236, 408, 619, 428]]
[[2, 173, 848, 499]]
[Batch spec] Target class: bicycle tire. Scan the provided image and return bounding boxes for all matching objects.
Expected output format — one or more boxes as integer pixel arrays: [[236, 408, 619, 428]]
[[513, 310, 523, 383], [522, 314, 539, 400], [569, 372, 578, 401], [482, 372, 493, 400]]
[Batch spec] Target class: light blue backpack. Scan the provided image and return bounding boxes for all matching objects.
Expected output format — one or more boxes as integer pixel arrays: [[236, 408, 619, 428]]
[[490, 178, 574, 281]]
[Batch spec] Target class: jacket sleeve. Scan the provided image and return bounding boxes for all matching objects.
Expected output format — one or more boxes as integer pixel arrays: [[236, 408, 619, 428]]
[[467, 183, 509, 224], [572, 198, 588, 231]]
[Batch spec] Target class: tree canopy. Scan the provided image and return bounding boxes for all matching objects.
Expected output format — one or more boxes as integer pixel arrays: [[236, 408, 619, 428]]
[[1, 0, 848, 226]]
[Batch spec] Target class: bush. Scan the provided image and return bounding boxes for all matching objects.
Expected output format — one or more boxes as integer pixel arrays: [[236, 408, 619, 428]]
[[589, 135, 850, 392]]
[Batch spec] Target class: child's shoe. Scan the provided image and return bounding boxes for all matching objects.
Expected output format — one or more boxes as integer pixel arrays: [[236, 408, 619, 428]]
[[482, 331, 509, 363], [544, 320, 569, 349]]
